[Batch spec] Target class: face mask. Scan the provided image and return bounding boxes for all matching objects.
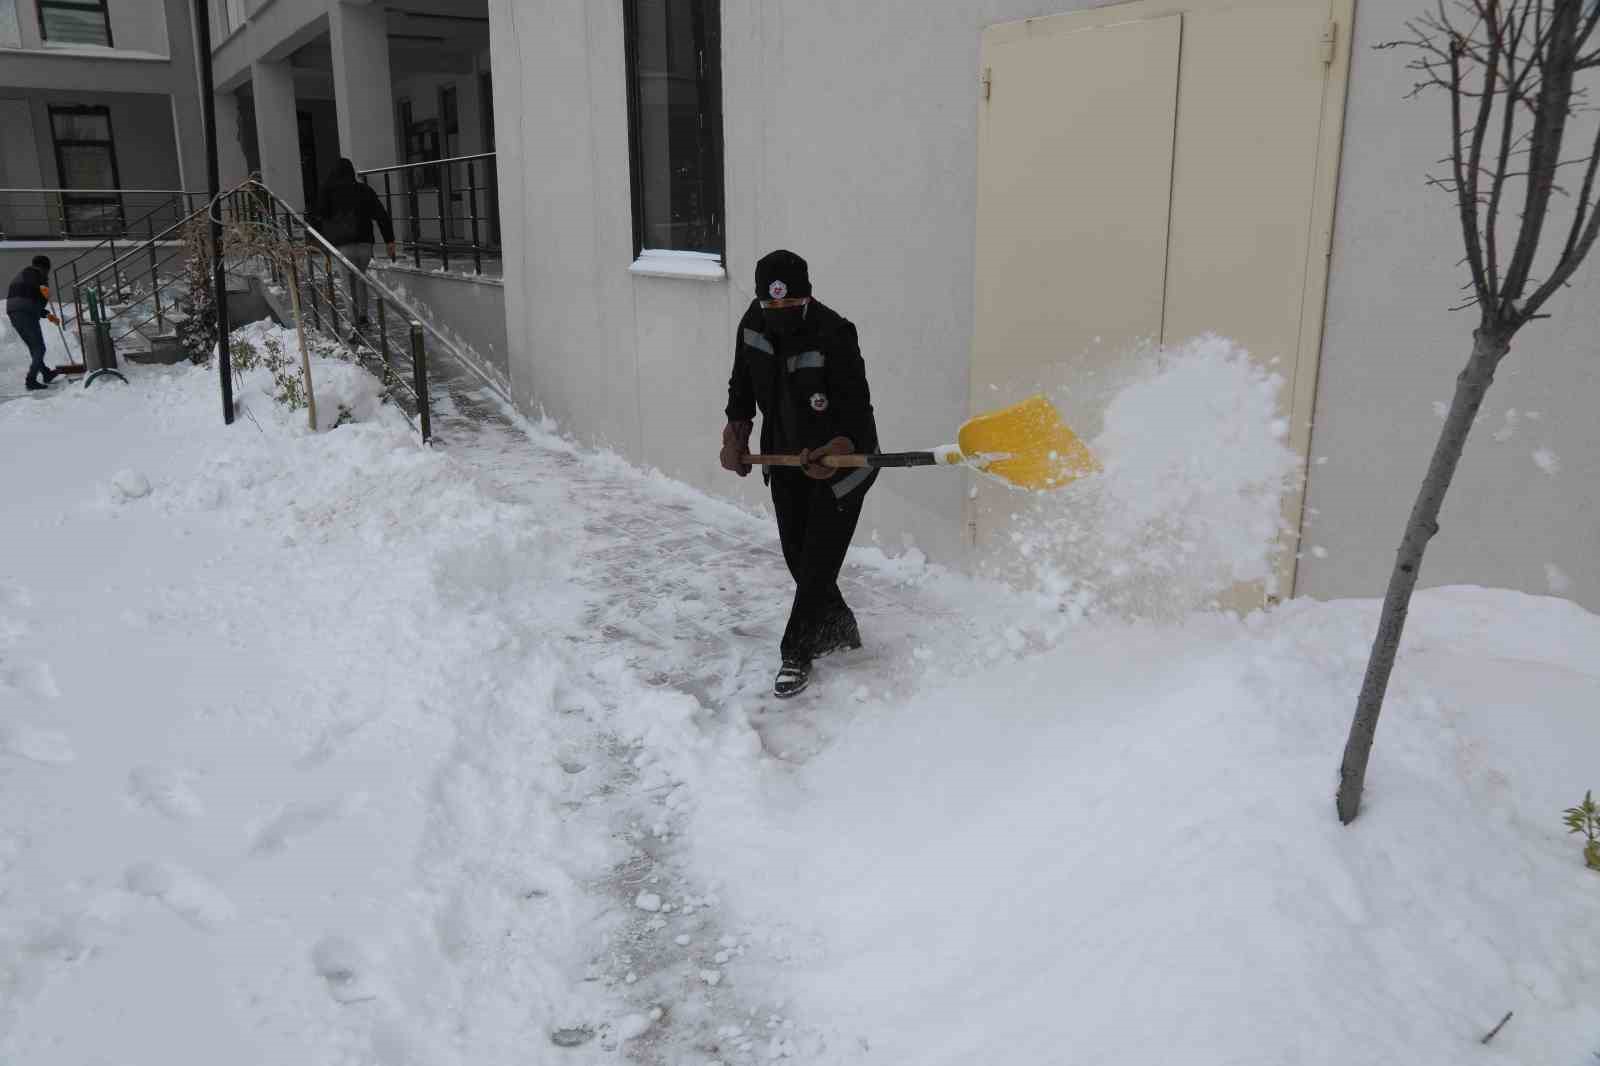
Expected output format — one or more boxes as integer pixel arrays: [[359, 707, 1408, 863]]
[[762, 305, 806, 338]]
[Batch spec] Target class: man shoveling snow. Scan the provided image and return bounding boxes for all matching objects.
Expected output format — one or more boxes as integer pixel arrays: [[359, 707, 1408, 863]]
[[6, 256, 62, 392], [721, 249, 879, 699]]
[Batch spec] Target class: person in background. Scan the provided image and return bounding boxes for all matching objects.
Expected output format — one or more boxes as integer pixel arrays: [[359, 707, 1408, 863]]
[[312, 158, 396, 339], [721, 249, 879, 698], [6, 256, 60, 392]]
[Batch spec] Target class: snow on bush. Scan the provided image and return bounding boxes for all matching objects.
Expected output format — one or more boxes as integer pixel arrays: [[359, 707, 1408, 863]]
[[995, 334, 1300, 620], [227, 321, 388, 431]]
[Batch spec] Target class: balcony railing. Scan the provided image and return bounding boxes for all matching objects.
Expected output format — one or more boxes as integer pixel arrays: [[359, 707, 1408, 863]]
[[0, 189, 204, 242], [358, 152, 500, 277]]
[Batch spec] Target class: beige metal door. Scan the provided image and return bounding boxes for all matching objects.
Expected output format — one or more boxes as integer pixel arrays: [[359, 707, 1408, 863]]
[[972, 0, 1352, 598], [1161, 0, 1343, 597], [971, 13, 1182, 546]]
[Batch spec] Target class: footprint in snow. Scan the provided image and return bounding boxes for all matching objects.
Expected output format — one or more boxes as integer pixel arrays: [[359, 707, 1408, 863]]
[[124, 861, 235, 930], [250, 794, 364, 856], [0, 721, 75, 765], [311, 934, 380, 1003], [127, 766, 205, 821], [0, 658, 61, 702]]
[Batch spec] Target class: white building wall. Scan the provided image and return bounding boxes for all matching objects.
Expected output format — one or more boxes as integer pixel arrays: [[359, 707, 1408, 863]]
[[490, 0, 1057, 561], [1298, 0, 1600, 610], [490, 0, 1600, 610]]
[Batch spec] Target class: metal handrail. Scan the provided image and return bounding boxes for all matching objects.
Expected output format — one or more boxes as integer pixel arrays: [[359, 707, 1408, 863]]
[[57, 180, 254, 351], [73, 179, 253, 292], [47, 193, 202, 279], [242, 179, 485, 372], [0, 187, 193, 195], [355, 152, 496, 175], [356, 152, 500, 275]]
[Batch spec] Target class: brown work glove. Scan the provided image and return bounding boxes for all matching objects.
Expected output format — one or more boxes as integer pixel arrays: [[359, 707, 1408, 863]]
[[802, 436, 854, 480], [720, 420, 754, 476], [386, 241, 398, 260]]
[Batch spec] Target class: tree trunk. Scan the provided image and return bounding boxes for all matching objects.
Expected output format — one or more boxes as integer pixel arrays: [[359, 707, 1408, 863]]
[[1336, 327, 1510, 824]]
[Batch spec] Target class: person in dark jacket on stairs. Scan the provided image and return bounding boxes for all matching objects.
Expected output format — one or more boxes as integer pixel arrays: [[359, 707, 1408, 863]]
[[721, 249, 880, 698], [6, 256, 61, 391], [311, 158, 396, 338]]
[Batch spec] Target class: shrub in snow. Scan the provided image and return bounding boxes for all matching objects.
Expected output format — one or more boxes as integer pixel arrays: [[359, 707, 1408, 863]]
[[1562, 791, 1600, 872], [229, 325, 348, 417], [176, 216, 219, 366]]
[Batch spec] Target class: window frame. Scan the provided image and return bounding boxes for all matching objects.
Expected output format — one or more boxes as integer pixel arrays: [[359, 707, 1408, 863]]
[[37, 0, 115, 48], [48, 104, 125, 237], [621, 0, 726, 268]]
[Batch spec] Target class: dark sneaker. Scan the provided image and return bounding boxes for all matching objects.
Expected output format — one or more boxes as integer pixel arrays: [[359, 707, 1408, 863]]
[[41, 367, 59, 383], [25, 379, 47, 391], [773, 657, 811, 699]]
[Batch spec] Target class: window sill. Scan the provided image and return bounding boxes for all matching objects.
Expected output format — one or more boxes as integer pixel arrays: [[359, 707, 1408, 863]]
[[0, 44, 169, 61], [629, 250, 726, 281]]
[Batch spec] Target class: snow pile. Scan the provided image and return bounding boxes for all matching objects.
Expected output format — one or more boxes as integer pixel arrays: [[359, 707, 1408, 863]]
[[226, 320, 389, 430], [2, 337, 1598, 1066], [998, 335, 1301, 619], [692, 592, 1600, 1065]]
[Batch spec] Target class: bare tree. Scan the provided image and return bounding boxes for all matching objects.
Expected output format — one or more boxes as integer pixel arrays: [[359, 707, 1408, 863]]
[[1337, 0, 1600, 824]]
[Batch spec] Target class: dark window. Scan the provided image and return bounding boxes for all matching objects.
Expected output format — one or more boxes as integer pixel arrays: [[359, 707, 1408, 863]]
[[49, 105, 123, 236], [237, 92, 260, 174], [623, 0, 724, 257], [38, 0, 114, 47], [480, 72, 495, 153], [480, 71, 500, 245], [397, 98, 440, 190], [440, 85, 459, 158], [298, 110, 319, 208]]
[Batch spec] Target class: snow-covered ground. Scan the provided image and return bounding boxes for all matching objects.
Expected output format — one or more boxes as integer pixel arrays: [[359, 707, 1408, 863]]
[[2, 317, 1597, 1065]]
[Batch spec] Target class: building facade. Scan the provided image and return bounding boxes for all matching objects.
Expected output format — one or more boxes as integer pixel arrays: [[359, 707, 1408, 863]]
[[486, 0, 1600, 612], [0, 0, 206, 241]]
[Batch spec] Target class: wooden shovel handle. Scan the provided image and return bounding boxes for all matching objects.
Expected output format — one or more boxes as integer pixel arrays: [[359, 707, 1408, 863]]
[[744, 453, 870, 469], [743, 452, 942, 469]]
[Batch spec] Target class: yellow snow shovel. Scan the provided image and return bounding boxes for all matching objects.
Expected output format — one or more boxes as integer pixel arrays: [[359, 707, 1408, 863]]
[[745, 393, 1099, 491]]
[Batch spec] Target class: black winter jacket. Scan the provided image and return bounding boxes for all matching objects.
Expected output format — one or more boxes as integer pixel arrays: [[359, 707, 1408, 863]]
[[725, 299, 879, 496], [313, 177, 396, 248], [5, 266, 49, 318]]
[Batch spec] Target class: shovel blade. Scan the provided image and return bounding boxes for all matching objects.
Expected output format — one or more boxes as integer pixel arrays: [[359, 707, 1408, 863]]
[[957, 394, 1099, 491]]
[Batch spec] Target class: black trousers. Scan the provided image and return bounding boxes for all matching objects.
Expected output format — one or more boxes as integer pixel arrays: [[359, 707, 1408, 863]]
[[770, 470, 868, 660], [8, 312, 47, 383]]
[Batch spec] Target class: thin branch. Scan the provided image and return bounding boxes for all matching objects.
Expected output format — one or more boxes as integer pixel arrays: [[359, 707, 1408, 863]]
[[1482, 1, 1513, 298], [1455, 33, 1496, 302], [1480, 1010, 1514, 1045], [1499, 0, 1584, 317]]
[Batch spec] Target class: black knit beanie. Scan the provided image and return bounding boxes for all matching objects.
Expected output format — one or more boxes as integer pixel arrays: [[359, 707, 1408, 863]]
[[754, 249, 810, 302], [32, 255, 51, 274]]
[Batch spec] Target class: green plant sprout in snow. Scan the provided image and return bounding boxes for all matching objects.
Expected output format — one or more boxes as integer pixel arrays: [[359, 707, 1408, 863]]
[[1562, 791, 1600, 872]]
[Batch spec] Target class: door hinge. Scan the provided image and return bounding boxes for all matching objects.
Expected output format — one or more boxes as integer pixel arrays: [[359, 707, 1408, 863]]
[[981, 66, 992, 101], [1320, 20, 1338, 64]]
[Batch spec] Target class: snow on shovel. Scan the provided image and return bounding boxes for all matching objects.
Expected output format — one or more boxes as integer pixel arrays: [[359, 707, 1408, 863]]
[[745, 393, 1099, 491]]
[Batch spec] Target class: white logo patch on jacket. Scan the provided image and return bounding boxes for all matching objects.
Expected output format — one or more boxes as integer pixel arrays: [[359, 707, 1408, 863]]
[[810, 392, 829, 412]]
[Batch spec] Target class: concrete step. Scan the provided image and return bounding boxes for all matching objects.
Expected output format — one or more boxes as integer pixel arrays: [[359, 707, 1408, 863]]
[[125, 333, 186, 365]]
